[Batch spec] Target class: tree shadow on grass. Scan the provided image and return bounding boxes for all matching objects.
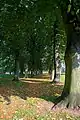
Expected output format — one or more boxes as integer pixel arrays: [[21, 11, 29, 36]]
[[0, 78, 63, 105]]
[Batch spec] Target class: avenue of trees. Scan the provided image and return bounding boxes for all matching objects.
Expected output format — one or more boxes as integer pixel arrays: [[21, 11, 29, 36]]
[[0, 0, 80, 109]]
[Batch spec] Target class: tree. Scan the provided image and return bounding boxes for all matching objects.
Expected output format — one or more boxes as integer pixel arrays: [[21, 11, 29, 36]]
[[51, 20, 61, 83], [53, 0, 80, 109], [36, 0, 80, 109], [1, 0, 80, 109], [0, 0, 32, 80]]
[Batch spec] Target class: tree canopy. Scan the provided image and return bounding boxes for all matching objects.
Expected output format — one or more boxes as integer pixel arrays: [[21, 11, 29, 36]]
[[0, 0, 80, 109]]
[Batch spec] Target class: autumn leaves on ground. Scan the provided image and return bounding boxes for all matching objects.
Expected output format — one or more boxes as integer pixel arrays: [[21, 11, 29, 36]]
[[0, 74, 80, 120]]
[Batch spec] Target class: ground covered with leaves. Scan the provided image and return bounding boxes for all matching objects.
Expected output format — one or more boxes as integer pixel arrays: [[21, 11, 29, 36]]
[[0, 74, 80, 120]]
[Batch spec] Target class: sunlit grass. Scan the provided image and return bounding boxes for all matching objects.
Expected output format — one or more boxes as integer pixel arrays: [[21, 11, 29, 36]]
[[12, 106, 80, 120], [13, 108, 36, 120], [0, 73, 65, 84], [21, 73, 65, 83], [60, 74, 65, 83]]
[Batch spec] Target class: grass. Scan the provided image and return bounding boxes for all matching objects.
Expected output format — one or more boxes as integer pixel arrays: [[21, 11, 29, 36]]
[[13, 109, 36, 120], [12, 107, 80, 120], [0, 73, 80, 120], [60, 74, 65, 83], [0, 74, 13, 78], [40, 95, 58, 103]]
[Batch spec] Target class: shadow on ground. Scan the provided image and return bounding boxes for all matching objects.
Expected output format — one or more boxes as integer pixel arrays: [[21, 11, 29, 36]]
[[0, 77, 63, 105]]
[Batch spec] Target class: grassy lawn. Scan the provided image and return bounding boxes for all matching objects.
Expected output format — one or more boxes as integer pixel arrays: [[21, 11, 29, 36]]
[[0, 74, 13, 78], [60, 74, 65, 83], [0, 74, 79, 120]]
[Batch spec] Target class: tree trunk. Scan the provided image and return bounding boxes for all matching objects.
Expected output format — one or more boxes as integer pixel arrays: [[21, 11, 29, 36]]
[[53, 2, 80, 108], [51, 21, 60, 83], [53, 49, 61, 83], [53, 36, 56, 82], [49, 63, 53, 80], [55, 30, 80, 109], [13, 51, 19, 81], [19, 56, 25, 77]]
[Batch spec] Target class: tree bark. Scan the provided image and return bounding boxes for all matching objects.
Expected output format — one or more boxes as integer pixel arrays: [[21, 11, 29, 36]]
[[51, 21, 60, 83], [53, 48, 61, 83], [53, 2, 80, 109], [19, 56, 25, 77], [53, 36, 56, 82], [56, 31, 80, 109], [12, 51, 20, 81]]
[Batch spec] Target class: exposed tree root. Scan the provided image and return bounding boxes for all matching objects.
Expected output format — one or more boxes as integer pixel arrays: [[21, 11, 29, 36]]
[[51, 95, 80, 110]]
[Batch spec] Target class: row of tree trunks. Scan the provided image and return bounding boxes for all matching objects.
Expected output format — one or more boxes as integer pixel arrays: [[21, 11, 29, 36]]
[[13, 52, 43, 80], [50, 21, 61, 83]]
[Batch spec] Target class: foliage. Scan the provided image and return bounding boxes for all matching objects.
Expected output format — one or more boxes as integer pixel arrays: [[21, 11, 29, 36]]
[[0, 0, 67, 75]]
